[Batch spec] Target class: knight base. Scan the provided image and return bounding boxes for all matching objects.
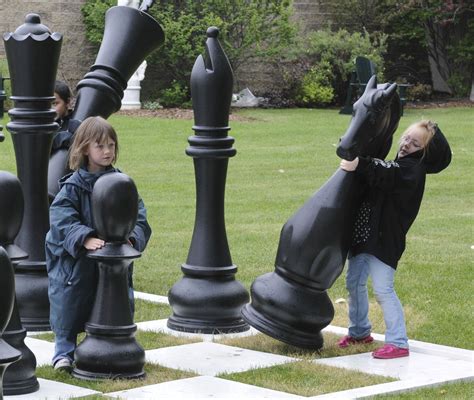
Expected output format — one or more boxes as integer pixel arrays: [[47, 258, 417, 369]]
[[242, 271, 334, 349]]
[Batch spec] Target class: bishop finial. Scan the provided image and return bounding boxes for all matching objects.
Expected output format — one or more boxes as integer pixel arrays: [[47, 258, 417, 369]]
[[207, 27, 219, 38], [191, 27, 233, 129]]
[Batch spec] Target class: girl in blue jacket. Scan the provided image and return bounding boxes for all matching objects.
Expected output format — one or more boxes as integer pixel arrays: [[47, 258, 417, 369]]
[[338, 120, 451, 359], [46, 116, 152, 371]]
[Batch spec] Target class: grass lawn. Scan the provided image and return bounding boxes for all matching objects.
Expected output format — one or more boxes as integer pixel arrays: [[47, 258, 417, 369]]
[[1, 106, 472, 398]]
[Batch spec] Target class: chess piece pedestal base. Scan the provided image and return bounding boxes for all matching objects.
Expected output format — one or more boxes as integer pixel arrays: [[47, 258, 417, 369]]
[[168, 270, 249, 334], [242, 271, 334, 350]]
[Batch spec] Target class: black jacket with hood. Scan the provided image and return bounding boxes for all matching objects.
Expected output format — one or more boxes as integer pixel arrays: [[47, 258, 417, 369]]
[[349, 126, 452, 269]]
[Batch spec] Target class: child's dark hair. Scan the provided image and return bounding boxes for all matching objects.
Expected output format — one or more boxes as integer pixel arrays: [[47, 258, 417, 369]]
[[68, 116, 119, 170], [54, 80, 72, 103]]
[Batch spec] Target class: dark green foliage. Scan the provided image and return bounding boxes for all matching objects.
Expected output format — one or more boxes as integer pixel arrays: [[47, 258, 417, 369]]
[[316, 0, 473, 97], [0, 59, 13, 112], [446, 17, 474, 96], [406, 83, 433, 102], [157, 80, 191, 108], [81, 0, 116, 47], [81, 0, 296, 107], [295, 63, 334, 107], [274, 28, 387, 106]]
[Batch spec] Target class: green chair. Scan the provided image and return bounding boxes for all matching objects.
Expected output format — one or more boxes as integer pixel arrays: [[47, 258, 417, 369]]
[[396, 83, 411, 116], [0, 73, 9, 120], [340, 56, 376, 114]]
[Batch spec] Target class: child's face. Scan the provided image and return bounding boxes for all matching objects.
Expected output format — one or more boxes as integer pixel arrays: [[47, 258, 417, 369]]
[[85, 137, 116, 173], [53, 92, 69, 120], [398, 127, 426, 158]]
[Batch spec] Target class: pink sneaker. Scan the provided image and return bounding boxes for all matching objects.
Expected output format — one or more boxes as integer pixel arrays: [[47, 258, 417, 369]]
[[372, 344, 409, 359], [337, 335, 374, 348]]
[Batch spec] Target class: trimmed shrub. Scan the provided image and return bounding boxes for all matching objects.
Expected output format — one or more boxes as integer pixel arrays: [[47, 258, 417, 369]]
[[276, 28, 387, 106], [406, 83, 433, 102], [295, 63, 334, 107]]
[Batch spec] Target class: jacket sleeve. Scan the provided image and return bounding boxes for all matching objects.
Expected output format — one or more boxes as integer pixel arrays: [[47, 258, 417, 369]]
[[129, 197, 152, 252], [51, 129, 73, 151], [47, 185, 95, 259], [355, 156, 421, 193]]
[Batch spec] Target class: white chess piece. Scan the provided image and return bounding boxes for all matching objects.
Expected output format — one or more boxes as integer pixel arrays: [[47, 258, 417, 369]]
[[117, 0, 140, 8], [121, 61, 147, 110]]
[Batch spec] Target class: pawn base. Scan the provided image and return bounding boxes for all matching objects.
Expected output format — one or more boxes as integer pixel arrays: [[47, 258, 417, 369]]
[[3, 326, 39, 396], [3, 375, 39, 396], [72, 368, 146, 381], [73, 328, 145, 381]]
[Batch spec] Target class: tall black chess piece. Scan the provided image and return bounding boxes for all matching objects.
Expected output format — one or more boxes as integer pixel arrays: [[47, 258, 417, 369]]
[[0, 246, 22, 400], [0, 172, 38, 394], [73, 173, 145, 380], [48, 5, 165, 198], [3, 14, 62, 331], [167, 28, 249, 334], [242, 76, 401, 348]]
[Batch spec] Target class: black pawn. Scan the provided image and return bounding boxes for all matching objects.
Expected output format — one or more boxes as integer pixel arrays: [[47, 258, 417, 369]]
[[167, 27, 249, 334], [0, 171, 39, 394], [72, 173, 145, 380], [0, 246, 22, 400]]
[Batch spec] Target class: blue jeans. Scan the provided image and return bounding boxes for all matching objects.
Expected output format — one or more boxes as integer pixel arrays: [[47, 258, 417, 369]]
[[53, 332, 76, 365], [345, 253, 408, 348]]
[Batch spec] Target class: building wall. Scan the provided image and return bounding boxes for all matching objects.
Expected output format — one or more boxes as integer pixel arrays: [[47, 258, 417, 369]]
[[235, 1, 332, 96], [0, 0, 95, 91], [293, 0, 332, 32]]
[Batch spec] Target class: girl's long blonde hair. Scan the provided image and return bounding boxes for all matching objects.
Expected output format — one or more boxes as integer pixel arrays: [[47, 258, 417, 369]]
[[68, 116, 119, 170], [399, 119, 436, 157]]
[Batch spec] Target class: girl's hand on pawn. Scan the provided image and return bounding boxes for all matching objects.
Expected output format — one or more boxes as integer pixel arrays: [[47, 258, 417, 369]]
[[84, 237, 105, 250], [340, 157, 359, 171]]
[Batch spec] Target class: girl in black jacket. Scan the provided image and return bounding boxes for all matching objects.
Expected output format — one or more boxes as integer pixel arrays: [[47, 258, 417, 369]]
[[337, 120, 451, 359]]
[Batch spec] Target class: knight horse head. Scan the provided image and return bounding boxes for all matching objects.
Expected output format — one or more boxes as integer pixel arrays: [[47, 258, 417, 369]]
[[337, 75, 400, 161]]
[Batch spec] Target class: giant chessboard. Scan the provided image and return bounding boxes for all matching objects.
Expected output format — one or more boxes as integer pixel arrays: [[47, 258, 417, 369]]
[[7, 291, 473, 400]]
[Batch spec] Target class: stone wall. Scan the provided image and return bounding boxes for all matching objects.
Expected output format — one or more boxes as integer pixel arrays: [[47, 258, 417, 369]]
[[235, 1, 332, 96], [0, 0, 95, 92], [293, 0, 332, 32]]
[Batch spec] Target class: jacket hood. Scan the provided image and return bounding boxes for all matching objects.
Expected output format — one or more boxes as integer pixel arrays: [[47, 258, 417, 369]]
[[59, 166, 117, 192], [424, 126, 451, 174]]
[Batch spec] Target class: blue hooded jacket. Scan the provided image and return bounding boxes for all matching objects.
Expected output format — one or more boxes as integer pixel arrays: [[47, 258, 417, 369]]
[[46, 167, 152, 336]]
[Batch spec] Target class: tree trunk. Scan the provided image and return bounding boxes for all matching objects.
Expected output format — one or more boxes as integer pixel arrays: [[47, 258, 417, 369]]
[[424, 19, 452, 94]]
